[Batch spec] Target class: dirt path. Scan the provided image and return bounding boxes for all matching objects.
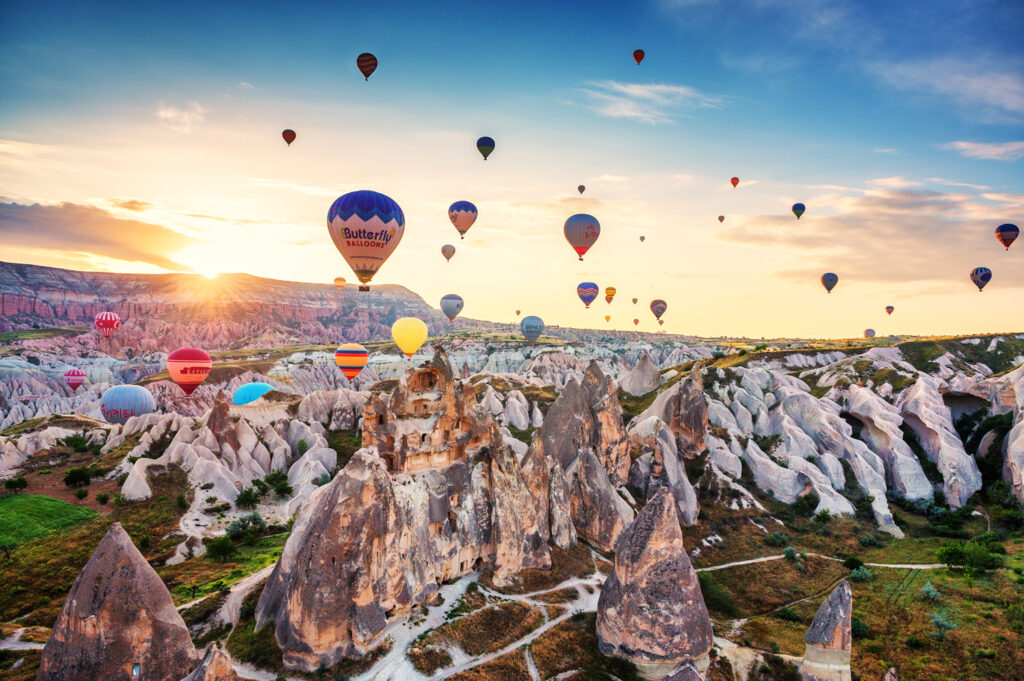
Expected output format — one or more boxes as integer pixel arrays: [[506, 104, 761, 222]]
[[0, 628, 45, 651], [218, 564, 276, 626]]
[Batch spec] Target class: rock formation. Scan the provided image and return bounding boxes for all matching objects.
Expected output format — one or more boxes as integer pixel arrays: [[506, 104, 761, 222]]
[[632, 366, 707, 456], [37, 523, 199, 681], [597, 487, 714, 678], [628, 417, 700, 525], [179, 647, 238, 681], [801, 580, 852, 681], [620, 352, 660, 396]]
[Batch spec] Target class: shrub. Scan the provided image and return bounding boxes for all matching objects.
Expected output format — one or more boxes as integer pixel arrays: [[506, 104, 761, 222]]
[[3, 477, 28, 493], [226, 513, 266, 544], [205, 495, 218, 504], [930, 612, 956, 640], [849, 566, 873, 582], [63, 467, 91, 487], [697, 572, 739, 618], [783, 546, 798, 561], [843, 556, 864, 571], [206, 536, 237, 562], [851, 618, 870, 639], [73, 489, 88, 500], [905, 635, 924, 649], [200, 482, 214, 490], [774, 607, 801, 623], [765, 532, 790, 547], [96, 492, 110, 505], [113, 493, 127, 505], [272, 479, 293, 498], [814, 509, 832, 524], [296, 439, 308, 455], [859, 534, 883, 548], [176, 494, 188, 510], [236, 487, 260, 509], [314, 473, 331, 486], [937, 539, 1004, 583], [918, 581, 941, 602]]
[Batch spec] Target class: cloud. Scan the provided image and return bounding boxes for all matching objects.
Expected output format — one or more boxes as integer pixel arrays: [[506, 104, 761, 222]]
[[873, 148, 898, 154], [0, 202, 196, 271], [238, 82, 254, 89], [580, 81, 725, 124], [940, 140, 1024, 161], [155, 101, 206, 132], [716, 187, 1024, 287], [107, 199, 153, 211], [926, 178, 991, 191], [870, 58, 1024, 123], [866, 176, 922, 189]]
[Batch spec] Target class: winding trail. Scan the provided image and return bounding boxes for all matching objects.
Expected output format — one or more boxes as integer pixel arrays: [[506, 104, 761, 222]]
[[0, 629, 45, 652]]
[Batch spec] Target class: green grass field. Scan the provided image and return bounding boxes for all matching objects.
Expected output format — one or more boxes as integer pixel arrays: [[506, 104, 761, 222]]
[[0, 326, 90, 344], [0, 494, 97, 545]]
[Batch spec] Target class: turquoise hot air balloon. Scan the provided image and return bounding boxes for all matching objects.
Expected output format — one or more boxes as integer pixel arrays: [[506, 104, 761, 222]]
[[577, 282, 599, 308], [233, 382, 275, 406], [821, 273, 838, 293], [440, 294, 464, 322], [477, 136, 495, 160], [521, 315, 544, 342], [792, 203, 806, 219], [564, 214, 600, 261], [100, 385, 156, 425], [970, 267, 991, 292]]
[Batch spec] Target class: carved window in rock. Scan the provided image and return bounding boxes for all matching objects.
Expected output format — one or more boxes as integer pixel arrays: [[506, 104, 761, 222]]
[[131, 663, 141, 678], [421, 433, 430, 446]]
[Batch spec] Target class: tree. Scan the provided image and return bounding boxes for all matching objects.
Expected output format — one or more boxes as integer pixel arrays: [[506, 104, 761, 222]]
[[63, 467, 91, 487], [74, 489, 88, 500], [96, 493, 110, 505], [849, 566, 873, 582], [918, 582, 941, 602], [3, 477, 28, 493], [206, 536, 237, 562], [226, 513, 266, 544], [236, 487, 260, 510], [296, 439, 308, 455], [930, 612, 956, 641], [0, 538, 15, 561]]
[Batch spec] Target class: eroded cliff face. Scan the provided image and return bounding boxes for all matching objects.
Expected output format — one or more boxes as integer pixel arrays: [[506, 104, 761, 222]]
[[801, 581, 853, 681], [37, 523, 200, 681]]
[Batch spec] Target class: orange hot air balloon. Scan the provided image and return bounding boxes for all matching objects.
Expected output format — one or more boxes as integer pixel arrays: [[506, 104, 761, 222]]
[[633, 318, 639, 326], [357, 52, 378, 80], [335, 343, 368, 380], [282, 129, 296, 146], [333, 277, 346, 291], [605, 315, 611, 322], [633, 49, 645, 65], [166, 347, 212, 396], [730, 177, 739, 188], [718, 215, 725, 223]]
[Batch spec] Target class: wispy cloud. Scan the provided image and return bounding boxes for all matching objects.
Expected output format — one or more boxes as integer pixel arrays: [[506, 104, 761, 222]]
[[870, 57, 1024, 123], [866, 176, 922, 189], [155, 101, 206, 132], [580, 81, 725, 124], [238, 81, 254, 90], [940, 140, 1024, 161], [926, 178, 991, 191], [107, 199, 153, 211], [873, 148, 898, 154]]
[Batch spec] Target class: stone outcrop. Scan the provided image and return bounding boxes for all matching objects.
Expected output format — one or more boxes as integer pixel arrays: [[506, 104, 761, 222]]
[[568, 449, 635, 552], [179, 647, 238, 681], [632, 367, 707, 456], [37, 523, 199, 681], [627, 417, 700, 525], [597, 487, 714, 679], [801, 581, 852, 681], [619, 352, 660, 396]]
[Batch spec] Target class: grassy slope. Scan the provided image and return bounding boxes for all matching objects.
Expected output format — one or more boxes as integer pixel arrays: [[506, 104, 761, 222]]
[[0, 494, 96, 545]]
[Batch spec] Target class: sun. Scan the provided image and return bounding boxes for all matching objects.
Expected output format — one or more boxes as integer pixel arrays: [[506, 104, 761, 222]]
[[199, 267, 220, 279]]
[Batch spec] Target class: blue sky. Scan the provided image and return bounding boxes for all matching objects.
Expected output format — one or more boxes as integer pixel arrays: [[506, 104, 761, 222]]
[[1, 0, 1022, 337]]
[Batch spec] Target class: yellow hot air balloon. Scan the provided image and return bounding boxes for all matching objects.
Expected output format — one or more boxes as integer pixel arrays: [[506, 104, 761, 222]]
[[391, 317, 428, 358], [604, 315, 611, 322], [333, 276, 346, 291]]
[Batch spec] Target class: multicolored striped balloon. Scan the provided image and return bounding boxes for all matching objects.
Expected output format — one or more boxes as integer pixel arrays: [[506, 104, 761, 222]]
[[167, 347, 212, 396], [392, 317, 428, 358], [334, 343, 368, 380], [885, 305, 894, 315], [577, 282, 599, 308], [476, 136, 495, 160], [64, 367, 86, 392], [94, 311, 120, 338], [650, 299, 667, 319], [333, 276, 346, 290], [995, 223, 1018, 250], [357, 52, 377, 80]]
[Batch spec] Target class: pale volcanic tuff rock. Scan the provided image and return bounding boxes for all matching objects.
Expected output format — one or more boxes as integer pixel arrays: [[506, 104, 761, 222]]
[[619, 352, 661, 396], [801, 581, 853, 681], [597, 487, 714, 678], [37, 523, 200, 681], [897, 376, 982, 507], [179, 647, 239, 681], [627, 417, 700, 525], [568, 449, 635, 552], [631, 366, 707, 456]]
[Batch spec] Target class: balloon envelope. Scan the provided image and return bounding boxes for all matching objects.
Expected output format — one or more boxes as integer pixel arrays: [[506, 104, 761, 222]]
[[632, 297, 638, 304], [650, 299, 667, 319], [718, 215, 725, 223], [515, 309, 521, 316], [233, 382, 275, 406], [564, 214, 600, 260], [792, 203, 806, 219], [95, 311, 120, 338], [995, 223, 1019, 250], [578, 185, 585, 194], [441, 293, 464, 321], [167, 347, 212, 396], [64, 368, 85, 392], [821, 273, 838, 293], [327, 190, 405, 288], [477, 136, 495, 160], [357, 52, 378, 80], [521, 315, 544, 342], [441, 244, 455, 261], [970, 266, 992, 291], [605, 315, 611, 322], [282, 129, 296, 146], [333, 276, 346, 290], [100, 385, 156, 425], [577, 282, 599, 308], [605, 286, 616, 298], [633, 319, 639, 326], [730, 177, 739, 188], [639, 235, 645, 242], [864, 329, 876, 339], [448, 201, 478, 238], [392, 317, 428, 357], [633, 49, 645, 64], [335, 343, 369, 379], [885, 305, 894, 315]]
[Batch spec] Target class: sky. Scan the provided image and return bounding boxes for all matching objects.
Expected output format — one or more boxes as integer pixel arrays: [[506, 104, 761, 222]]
[[1, 0, 1022, 339]]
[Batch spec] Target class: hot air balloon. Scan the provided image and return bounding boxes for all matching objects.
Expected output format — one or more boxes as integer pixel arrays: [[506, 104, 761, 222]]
[[327, 190, 405, 291], [448, 201, 478, 239], [885, 306, 894, 316], [632, 297, 638, 304], [970, 267, 992, 292], [864, 329, 876, 339], [521, 316, 544, 342], [605, 295, 613, 304], [441, 244, 456, 262], [357, 52, 378, 80], [633, 318, 639, 326], [995, 223, 1019, 250], [639, 235, 646, 242], [282, 129, 296, 146], [605, 286, 616, 302], [730, 177, 739, 188], [477, 136, 495, 160], [167, 347, 212, 396], [64, 368, 85, 393], [658, 319, 664, 326], [441, 294, 464, 322], [792, 203, 806, 219], [233, 382, 275, 406], [821, 273, 838, 293], [100, 385, 156, 425], [577, 282, 598, 308], [335, 343, 369, 379], [605, 315, 611, 322], [515, 309, 521, 316], [333, 276, 347, 290], [94, 312, 121, 338], [578, 185, 585, 195], [392, 317, 428, 358], [564, 214, 600, 260], [650, 299, 667, 320], [718, 215, 725, 223], [633, 49, 645, 65]]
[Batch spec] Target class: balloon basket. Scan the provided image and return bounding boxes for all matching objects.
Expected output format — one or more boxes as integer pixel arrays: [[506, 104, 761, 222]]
[[359, 286, 370, 292]]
